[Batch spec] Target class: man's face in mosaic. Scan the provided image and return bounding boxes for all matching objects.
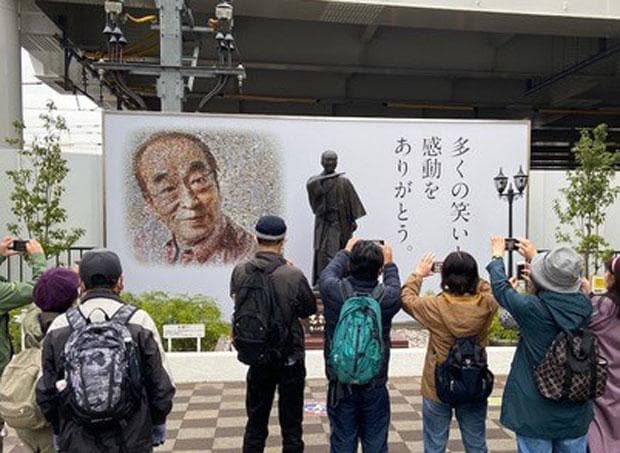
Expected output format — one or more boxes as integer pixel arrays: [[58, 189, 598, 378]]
[[137, 136, 222, 246]]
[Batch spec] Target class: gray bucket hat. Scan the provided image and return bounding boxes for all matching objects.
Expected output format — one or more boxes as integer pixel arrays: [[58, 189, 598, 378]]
[[530, 247, 583, 293]]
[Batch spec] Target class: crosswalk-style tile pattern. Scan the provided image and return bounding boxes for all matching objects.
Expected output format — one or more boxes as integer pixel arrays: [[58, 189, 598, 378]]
[[4, 376, 516, 452]]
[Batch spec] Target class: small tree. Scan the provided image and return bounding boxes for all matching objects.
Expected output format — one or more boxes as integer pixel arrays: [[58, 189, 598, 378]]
[[5, 101, 85, 257], [553, 123, 620, 276]]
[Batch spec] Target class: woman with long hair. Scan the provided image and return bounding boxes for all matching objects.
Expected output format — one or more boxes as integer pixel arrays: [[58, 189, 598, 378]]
[[588, 255, 620, 453]]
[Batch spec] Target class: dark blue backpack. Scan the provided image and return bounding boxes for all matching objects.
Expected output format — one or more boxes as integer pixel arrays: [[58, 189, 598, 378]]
[[435, 336, 494, 405]]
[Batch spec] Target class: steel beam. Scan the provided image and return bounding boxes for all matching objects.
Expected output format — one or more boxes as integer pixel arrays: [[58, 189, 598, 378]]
[[93, 61, 246, 78]]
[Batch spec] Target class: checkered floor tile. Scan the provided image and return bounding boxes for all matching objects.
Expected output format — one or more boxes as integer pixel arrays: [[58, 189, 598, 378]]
[[4, 376, 516, 452]]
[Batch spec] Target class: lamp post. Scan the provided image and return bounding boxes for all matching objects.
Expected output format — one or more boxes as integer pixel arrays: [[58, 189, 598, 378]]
[[494, 166, 529, 277]]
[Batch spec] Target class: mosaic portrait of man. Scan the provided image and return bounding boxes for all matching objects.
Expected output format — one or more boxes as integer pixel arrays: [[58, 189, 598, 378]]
[[132, 132, 256, 265]]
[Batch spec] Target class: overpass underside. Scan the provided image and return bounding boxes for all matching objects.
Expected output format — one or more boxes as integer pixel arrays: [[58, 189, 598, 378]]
[[19, 0, 620, 168]]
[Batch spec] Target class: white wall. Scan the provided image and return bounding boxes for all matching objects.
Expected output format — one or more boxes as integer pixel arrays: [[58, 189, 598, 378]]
[[528, 170, 620, 252], [0, 150, 103, 248]]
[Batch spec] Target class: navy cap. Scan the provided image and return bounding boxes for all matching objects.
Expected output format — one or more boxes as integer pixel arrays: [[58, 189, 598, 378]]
[[79, 249, 123, 287], [255, 215, 287, 241]]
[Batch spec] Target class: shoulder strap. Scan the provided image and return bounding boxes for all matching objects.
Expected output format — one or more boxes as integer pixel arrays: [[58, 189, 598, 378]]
[[370, 284, 385, 303], [66, 307, 87, 331], [339, 280, 384, 302], [112, 304, 138, 325], [340, 280, 354, 301]]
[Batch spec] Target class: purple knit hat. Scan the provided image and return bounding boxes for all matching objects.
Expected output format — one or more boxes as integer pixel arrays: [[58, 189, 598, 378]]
[[33, 267, 80, 313]]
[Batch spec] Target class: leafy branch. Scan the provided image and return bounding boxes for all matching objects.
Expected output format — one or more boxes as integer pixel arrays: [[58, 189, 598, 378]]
[[5, 101, 85, 257], [553, 123, 620, 275]]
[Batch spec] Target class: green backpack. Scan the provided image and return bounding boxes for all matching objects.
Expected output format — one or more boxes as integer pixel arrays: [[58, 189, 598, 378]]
[[329, 281, 384, 385]]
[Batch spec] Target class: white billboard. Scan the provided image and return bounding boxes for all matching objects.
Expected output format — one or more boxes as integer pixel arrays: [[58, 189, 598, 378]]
[[103, 112, 529, 319]]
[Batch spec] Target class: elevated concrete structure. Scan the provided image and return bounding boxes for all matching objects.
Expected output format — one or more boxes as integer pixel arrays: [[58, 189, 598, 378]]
[[14, 0, 620, 164], [0, 0, 22, 149]]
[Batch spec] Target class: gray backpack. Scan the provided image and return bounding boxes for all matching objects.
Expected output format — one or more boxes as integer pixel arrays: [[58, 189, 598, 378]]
[[63, 304, 142, 425]]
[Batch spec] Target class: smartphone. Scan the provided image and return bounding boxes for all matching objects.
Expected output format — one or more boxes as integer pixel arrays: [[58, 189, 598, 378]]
[[517, 263, 526, 280], [505, 238, 519, 252], [10, 240, 29, 253], [432, 261, 443, 273], [591, 276, 607, 295]]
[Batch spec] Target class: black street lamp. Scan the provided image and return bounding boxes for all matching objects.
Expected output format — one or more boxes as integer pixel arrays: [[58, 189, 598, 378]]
[[494, 165, 529, 277]]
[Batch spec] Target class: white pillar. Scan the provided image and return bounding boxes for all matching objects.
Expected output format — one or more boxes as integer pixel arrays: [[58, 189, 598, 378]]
[[0, 0, 22, 149]]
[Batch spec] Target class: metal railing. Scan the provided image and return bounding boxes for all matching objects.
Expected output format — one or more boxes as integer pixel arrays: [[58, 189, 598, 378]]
[[0, 246, 94, 282]]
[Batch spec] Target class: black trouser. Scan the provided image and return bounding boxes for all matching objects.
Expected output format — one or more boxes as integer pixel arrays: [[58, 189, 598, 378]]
[[243, 360, 306, 453]]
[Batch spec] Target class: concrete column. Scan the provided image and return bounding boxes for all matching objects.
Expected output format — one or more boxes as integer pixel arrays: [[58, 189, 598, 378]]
[[156, 0, 184, 111], [0, 0, 22, 149]]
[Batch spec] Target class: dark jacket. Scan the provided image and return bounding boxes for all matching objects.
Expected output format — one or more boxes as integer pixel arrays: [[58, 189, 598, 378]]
[[319, 250, 401, 386], [487, 258, 593, 439], [36, 289, 175, 453], [0, 253, 46, 373], [230, 252, 317, 363]]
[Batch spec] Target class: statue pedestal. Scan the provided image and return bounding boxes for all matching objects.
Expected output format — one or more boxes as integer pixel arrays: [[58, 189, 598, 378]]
[[303, 293, 409, 350]]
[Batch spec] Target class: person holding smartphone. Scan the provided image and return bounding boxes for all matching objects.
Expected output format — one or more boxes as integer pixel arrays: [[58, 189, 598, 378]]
[[0, 236, 46, 362], [0, 235, 45, 449], [401, 251, 498, 452]]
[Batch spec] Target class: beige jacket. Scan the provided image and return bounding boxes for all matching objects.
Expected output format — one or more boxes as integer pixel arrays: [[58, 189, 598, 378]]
[[401, 274, 498, 401]]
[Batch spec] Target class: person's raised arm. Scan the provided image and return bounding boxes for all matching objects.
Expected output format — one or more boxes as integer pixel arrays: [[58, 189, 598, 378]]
[[379, 243, 401, 318], [0, 238, 46, 313], [318, 237, 360, 309], [486, 235, 537, 325], [401, 253, 437, 327]]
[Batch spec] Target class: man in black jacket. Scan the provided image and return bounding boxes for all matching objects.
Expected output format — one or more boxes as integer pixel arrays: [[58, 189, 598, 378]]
[[319, 238, 401, 453], [230, 215, 317, 453], [36, 249, 175, 453]]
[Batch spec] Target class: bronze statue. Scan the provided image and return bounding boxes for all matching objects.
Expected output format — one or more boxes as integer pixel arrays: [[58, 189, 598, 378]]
[[306, 150, 366, 285]]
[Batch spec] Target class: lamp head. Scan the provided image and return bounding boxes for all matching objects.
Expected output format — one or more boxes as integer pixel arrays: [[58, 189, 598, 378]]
[[494, 168, 508, 195], [514, 165, 528, 194], [215, 2, 233, 21]]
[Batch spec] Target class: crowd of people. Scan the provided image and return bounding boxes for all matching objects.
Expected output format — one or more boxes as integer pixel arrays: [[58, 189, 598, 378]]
[[0, 215, 618, 453]]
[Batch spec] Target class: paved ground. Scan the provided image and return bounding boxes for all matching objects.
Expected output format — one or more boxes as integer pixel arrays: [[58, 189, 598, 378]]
[[5, 376, 516, 453]]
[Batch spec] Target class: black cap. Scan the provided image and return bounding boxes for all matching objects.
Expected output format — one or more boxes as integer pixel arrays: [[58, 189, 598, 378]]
[[255, 215, 287, 241], [79, 249, 123, 288]]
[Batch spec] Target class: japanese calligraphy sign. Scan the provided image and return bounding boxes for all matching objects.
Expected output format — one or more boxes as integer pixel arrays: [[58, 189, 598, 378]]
[[104, 112, 529, 317]]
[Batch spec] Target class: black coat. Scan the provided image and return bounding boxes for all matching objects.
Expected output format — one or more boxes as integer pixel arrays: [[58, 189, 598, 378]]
[[36, 290, 175, 453]]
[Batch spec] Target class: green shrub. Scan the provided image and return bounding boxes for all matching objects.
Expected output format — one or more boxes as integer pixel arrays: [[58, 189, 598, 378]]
[[488, 312, 519, 343], [122, 291, 230, 351]]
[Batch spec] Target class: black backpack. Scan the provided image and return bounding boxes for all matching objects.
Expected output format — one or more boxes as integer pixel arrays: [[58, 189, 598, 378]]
[[435, 336, 494, 405], [232, 261, 288, 366]]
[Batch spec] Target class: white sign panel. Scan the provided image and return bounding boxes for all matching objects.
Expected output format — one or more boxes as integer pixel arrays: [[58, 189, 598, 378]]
[[163, 324, 205, 339], [104, 112, 529, 319]]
